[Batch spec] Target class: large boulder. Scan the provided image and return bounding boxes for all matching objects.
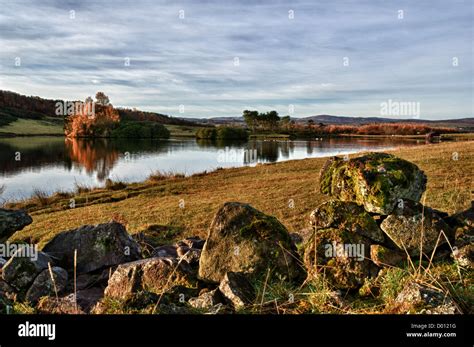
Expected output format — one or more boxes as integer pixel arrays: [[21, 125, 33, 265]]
[[303, 228, 378, 289], [104, 257, 195, 300], [198, 202, 303, 283], [25, 266, 68, 303], [0, 208, 33, 243], [42, 221, 141, 273], [380, 200, 452, 256], [310, 200, 384, 242], [319, 153, 426, 215]]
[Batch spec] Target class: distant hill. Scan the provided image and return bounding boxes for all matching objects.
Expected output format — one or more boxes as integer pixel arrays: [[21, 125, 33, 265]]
[[181, 114, 474, 129], [296, 114, 474, 128], [0, 90, 195, 129]]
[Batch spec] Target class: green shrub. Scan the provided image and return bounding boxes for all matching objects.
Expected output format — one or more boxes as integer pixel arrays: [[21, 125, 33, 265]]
[[196, 127, 247, 140], [111, 122, 170, 138], [216, 127, 248, 139], [195, 127, 217, 139]]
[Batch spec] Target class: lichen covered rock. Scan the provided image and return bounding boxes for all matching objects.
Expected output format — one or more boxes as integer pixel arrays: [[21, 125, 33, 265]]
[[319, 153, 426, 214], [310, 200, 384, 242], [198, 202, 303, 283], [303, 228, 378, 289], [380, 200, 452, 256], [42, 221, 141, 273]]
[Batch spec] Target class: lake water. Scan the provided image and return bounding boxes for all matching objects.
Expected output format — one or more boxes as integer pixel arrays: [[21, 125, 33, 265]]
[[0, 136, 425, 201]]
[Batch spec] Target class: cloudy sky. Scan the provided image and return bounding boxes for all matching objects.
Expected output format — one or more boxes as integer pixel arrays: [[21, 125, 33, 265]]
[[0, 0, 472, 119]]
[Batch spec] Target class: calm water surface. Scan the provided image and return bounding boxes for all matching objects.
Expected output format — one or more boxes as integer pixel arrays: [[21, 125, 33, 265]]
[[0, 136, 425, 201]]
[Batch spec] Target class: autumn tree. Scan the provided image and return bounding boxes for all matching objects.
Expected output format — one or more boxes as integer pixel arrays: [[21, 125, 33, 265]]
[[95, 92, 110, 106]]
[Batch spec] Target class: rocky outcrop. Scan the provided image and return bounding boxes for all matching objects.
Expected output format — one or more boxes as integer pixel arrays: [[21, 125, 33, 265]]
[[0, 208, 33, 243], [42, 221, 141, 273], [320, 153, 426, 214], [199, 202, 303, 283], [380, 200, 452, 256]]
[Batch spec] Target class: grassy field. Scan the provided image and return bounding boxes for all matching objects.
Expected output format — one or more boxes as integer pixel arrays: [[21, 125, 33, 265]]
[[3, 140, 473, 314], [164, 124, 204, 137], [0, 117, 64, 135]]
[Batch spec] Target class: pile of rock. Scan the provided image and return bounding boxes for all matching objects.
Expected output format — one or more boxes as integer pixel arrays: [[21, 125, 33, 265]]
[[304, 152, 472, 295]]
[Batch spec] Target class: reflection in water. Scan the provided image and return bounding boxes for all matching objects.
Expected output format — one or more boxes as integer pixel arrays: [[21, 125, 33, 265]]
[[66, 138, 119, 181], [0, 136, 425, 201]]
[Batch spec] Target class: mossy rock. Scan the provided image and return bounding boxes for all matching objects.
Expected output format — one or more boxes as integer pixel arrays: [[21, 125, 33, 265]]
[[319, 153, 427, 215], [303, 228, 378, 289], [198, 202, 304, 283], [310, 200, 384, 242], [42, 221, 141, 273], [380, 200, 453, 256]]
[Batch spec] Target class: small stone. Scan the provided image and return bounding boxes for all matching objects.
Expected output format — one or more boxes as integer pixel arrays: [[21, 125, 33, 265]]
[[395, 281, 461, 314], [218, 272, 255, 309], [188, 288, 224, 309], [151, 245, 178, 258], [452, 244, 473, 268], [177, 237, 205, 250]]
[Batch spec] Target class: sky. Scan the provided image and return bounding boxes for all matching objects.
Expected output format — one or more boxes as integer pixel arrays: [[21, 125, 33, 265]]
[[0, 0, 472, 119]]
